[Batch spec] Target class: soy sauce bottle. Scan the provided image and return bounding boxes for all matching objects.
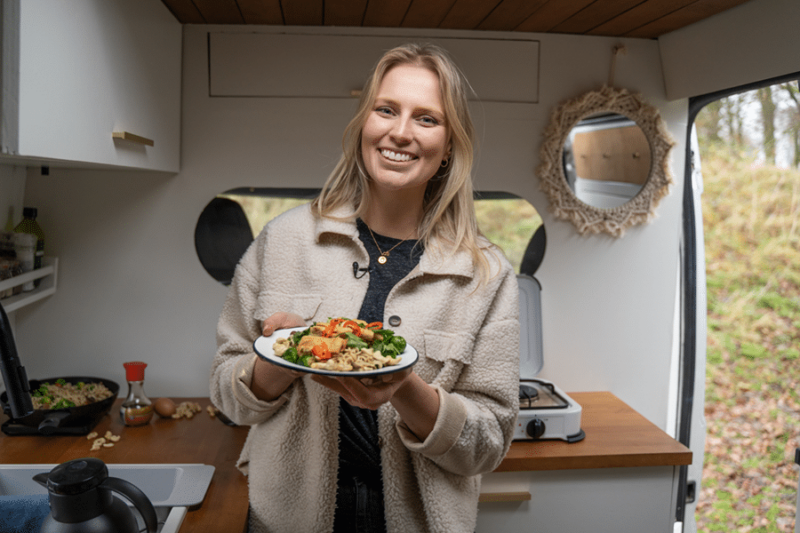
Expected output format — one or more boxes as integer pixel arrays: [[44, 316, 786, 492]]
[[120, 361, 154, 426]]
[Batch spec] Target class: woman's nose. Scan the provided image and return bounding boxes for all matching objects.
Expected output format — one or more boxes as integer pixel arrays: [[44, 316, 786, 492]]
[[389, 117, 412, 144]]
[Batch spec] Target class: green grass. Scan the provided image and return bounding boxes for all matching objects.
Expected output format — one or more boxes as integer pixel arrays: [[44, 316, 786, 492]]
[[222, 194, 541, 273]]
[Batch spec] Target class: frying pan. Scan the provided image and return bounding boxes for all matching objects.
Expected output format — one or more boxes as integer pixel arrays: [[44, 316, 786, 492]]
[[1, 376, 119, 435]]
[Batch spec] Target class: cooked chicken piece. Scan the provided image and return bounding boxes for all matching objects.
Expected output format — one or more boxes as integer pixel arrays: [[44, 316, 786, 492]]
[[273, 338, 290, 357], [297, 335, 347, 355]]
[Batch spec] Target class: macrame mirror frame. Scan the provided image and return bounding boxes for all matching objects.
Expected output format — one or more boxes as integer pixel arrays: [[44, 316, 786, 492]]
[[537, 85, 675, 237]]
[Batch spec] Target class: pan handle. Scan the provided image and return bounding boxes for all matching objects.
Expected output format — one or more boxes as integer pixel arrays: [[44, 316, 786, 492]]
[[38, 411, 71, 435]]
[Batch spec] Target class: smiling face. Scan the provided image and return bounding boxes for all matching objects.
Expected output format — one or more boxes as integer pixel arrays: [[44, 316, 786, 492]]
[[360, 64, 451, 197]]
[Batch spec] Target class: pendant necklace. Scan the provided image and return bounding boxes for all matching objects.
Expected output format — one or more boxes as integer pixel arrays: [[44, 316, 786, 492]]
[[366, 224, 416, 265]]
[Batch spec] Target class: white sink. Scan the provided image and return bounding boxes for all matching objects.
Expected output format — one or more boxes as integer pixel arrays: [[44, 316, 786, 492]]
[[0, 463, 215, 533]]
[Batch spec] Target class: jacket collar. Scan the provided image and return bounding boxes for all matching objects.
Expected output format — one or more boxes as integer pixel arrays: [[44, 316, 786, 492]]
[[313, 204, 476, 280]]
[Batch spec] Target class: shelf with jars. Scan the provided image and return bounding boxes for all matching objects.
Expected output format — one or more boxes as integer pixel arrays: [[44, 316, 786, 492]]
[[0, 257, 58, 313]]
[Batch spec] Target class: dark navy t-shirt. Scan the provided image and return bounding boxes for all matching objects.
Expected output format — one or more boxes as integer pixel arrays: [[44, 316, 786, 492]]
[[336, 218, 423, 483]]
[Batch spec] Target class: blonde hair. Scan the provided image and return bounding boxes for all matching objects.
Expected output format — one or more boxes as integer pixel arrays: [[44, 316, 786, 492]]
[[311, 43, 494, 282]]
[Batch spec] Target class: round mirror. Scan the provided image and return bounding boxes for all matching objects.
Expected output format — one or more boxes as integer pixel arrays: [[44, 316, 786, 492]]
[[538, 86, 674, 237], [563, 112, 651, 209]]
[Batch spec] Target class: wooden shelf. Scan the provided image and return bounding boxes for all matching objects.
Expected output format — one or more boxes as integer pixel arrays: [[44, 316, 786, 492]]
[[0, 257, 58, 312]]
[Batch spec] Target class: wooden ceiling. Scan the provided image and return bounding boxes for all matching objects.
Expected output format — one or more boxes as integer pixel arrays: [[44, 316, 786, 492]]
[[160, 0, 753, 39]]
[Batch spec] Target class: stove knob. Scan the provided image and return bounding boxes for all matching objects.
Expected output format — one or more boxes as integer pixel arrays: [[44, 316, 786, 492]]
[[526, 418, 546, 439]]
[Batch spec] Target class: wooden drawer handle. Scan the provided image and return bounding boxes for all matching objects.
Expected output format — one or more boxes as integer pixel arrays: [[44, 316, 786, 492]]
[[478, 491, 532, 503], [112, 131, 154, 147]]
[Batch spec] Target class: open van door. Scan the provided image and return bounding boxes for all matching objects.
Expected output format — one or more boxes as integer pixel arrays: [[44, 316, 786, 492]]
[[659, 1, 800, 530]]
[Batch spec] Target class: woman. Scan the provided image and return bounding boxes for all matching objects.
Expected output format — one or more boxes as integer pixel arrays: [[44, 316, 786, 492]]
[[211, 43, 520, 533]]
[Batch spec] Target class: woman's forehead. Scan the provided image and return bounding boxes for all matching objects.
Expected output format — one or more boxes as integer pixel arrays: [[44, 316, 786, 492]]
[[375, 64, 444, 109]]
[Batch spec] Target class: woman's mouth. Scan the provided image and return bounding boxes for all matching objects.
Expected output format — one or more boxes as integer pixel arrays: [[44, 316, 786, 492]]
[[380, 149, 416, 162]]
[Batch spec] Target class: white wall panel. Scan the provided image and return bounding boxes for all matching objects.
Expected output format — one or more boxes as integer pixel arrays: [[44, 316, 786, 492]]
[[660, 0, 800, 100], [15, 25, 685, 430]]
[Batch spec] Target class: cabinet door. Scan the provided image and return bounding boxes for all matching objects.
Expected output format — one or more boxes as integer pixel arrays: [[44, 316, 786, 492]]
[[209, 32, 539, 104], [7, 0, 181, 171]]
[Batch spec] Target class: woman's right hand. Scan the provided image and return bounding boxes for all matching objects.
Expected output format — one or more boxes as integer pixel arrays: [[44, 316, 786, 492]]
[[262, 311, 306, 337], [251, 312, 307, 401]]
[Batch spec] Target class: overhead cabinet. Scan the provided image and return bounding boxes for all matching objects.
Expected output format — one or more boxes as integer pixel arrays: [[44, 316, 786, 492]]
[[209, 32, 539, 104], [0, 0, 181, 172]]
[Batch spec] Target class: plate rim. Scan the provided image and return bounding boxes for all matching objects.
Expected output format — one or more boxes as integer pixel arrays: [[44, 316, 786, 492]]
[[253, 327, 419, 377]]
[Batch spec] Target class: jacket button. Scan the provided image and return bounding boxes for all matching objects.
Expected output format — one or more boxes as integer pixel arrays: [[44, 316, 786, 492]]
[[388, 315, 401, 327], [377, 436, 384, 447]]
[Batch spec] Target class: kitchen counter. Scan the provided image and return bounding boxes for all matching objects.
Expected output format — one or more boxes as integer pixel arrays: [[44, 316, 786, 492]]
[[499, 391, 692, 471], [0, 392, 689, 532], [0, 398, 249, 533]]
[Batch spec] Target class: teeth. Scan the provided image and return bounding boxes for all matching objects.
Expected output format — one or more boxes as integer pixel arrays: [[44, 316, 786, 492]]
[[381, 149, 414, 162]]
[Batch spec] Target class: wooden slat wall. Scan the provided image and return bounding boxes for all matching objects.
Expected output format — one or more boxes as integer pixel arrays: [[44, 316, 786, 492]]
[[476, 0, 550, 32], [193, 0, 245, 24], [238, 0, 284, 25], [326, 0, 368, 26], [514, 0, 596, 32], [624, 0, 752, 38], [159, 0, 755, 38], [552, 0, 646, 34], [362, 0, 412, 27], [439, 0, 498, 29], [401, 0, 457, 29]]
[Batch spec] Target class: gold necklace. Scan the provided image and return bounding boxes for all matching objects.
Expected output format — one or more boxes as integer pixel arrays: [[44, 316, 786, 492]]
[[366, 224, 416, 265]]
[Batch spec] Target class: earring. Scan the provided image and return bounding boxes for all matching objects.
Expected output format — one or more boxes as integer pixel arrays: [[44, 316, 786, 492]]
[[440, 158, 449, 168]]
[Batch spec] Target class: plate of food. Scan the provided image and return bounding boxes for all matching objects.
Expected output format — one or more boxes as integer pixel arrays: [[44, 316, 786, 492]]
[[253, 318, 419, 377]]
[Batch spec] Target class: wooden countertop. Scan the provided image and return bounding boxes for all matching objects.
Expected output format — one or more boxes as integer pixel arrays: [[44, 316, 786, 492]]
[[497, 391, 692, 472], [0, 398, 249, 533], [0, 392, 690, 531]]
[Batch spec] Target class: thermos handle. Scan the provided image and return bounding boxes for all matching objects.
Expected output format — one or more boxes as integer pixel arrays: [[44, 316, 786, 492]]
[[101, 476, 159, 533]]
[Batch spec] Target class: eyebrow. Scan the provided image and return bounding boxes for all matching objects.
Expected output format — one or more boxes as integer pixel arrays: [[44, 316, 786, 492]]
[[375, 98, 446, 123]]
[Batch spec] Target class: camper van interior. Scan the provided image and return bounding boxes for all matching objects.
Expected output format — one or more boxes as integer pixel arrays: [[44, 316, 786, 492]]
[[0, 0, 798, 532]]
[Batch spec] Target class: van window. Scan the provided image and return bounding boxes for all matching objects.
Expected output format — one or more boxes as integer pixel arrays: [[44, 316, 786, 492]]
[[196, 188, 544, 283]]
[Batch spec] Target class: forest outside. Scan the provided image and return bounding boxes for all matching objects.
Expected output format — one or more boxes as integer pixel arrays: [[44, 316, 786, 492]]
[[695, 82, 800, 532]]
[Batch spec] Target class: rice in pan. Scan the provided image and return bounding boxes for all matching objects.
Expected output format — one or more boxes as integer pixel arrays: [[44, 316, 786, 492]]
[[30, 379, 114, 410]]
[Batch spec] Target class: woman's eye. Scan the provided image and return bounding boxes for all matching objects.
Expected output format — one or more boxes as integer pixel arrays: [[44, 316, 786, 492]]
[[419, 116, 439, 126], [375, 107, 394, 116]]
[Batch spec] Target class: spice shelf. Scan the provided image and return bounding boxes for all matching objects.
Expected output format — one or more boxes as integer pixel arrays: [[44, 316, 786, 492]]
[[0, 257, 58, 313]]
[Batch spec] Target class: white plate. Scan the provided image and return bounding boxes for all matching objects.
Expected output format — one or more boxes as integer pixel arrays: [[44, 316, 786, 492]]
[[253, 327, 419, 377]]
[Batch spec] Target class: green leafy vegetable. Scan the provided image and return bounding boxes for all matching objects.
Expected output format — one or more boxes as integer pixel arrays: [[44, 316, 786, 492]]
[[53, 399, 76, 409], [344, 332, 368, 350], [282, 347, 299, 364]]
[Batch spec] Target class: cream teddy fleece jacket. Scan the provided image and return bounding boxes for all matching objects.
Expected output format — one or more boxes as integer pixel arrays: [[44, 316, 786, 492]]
[[210, 204, 520, 533]]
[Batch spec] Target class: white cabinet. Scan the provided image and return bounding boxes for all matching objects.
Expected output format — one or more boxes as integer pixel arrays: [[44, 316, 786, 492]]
[[477, 468, 679, 533], [0, 0, 181, 172], [209, 32, 539, 104]]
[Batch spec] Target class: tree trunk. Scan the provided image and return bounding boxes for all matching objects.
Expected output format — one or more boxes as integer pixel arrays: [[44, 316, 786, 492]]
[[697, 100, 723, 144], [722, 95, 745, 148], [781, 83, 800, 168], [757, 87, 777, 164]]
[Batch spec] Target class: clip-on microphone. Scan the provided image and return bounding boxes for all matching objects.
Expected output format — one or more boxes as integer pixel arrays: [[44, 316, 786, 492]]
[[352, 262, 369, 279]]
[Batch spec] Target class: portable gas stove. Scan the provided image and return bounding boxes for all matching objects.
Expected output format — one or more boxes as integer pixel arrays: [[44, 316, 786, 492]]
[[515, 378, 585, 442], [515, 275, 585, 442]]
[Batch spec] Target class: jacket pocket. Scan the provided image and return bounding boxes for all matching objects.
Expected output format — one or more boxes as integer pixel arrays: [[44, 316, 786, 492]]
[[254, 291, 322, 322], [419, 329, 476, 391]]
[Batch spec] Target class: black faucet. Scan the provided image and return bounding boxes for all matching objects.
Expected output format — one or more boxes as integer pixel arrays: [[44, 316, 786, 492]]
[[0, 300, 33, 419]]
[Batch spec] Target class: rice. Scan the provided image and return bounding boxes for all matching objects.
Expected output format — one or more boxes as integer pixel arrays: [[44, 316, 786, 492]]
[[30, 380, 114, 410]]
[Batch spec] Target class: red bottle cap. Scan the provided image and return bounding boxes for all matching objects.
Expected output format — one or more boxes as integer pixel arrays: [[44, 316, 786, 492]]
[[123, 361, 147, 382]]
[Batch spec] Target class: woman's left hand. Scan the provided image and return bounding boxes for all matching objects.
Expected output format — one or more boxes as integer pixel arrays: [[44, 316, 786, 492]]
[[311, 368, 413, 410]]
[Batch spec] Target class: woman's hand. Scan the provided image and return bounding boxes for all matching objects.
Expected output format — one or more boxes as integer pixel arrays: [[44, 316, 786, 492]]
[[251, 312, 307, 401], [262, 312, 306, 336], [311, 368, 413, 411], [312, 370, 440, 440]]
